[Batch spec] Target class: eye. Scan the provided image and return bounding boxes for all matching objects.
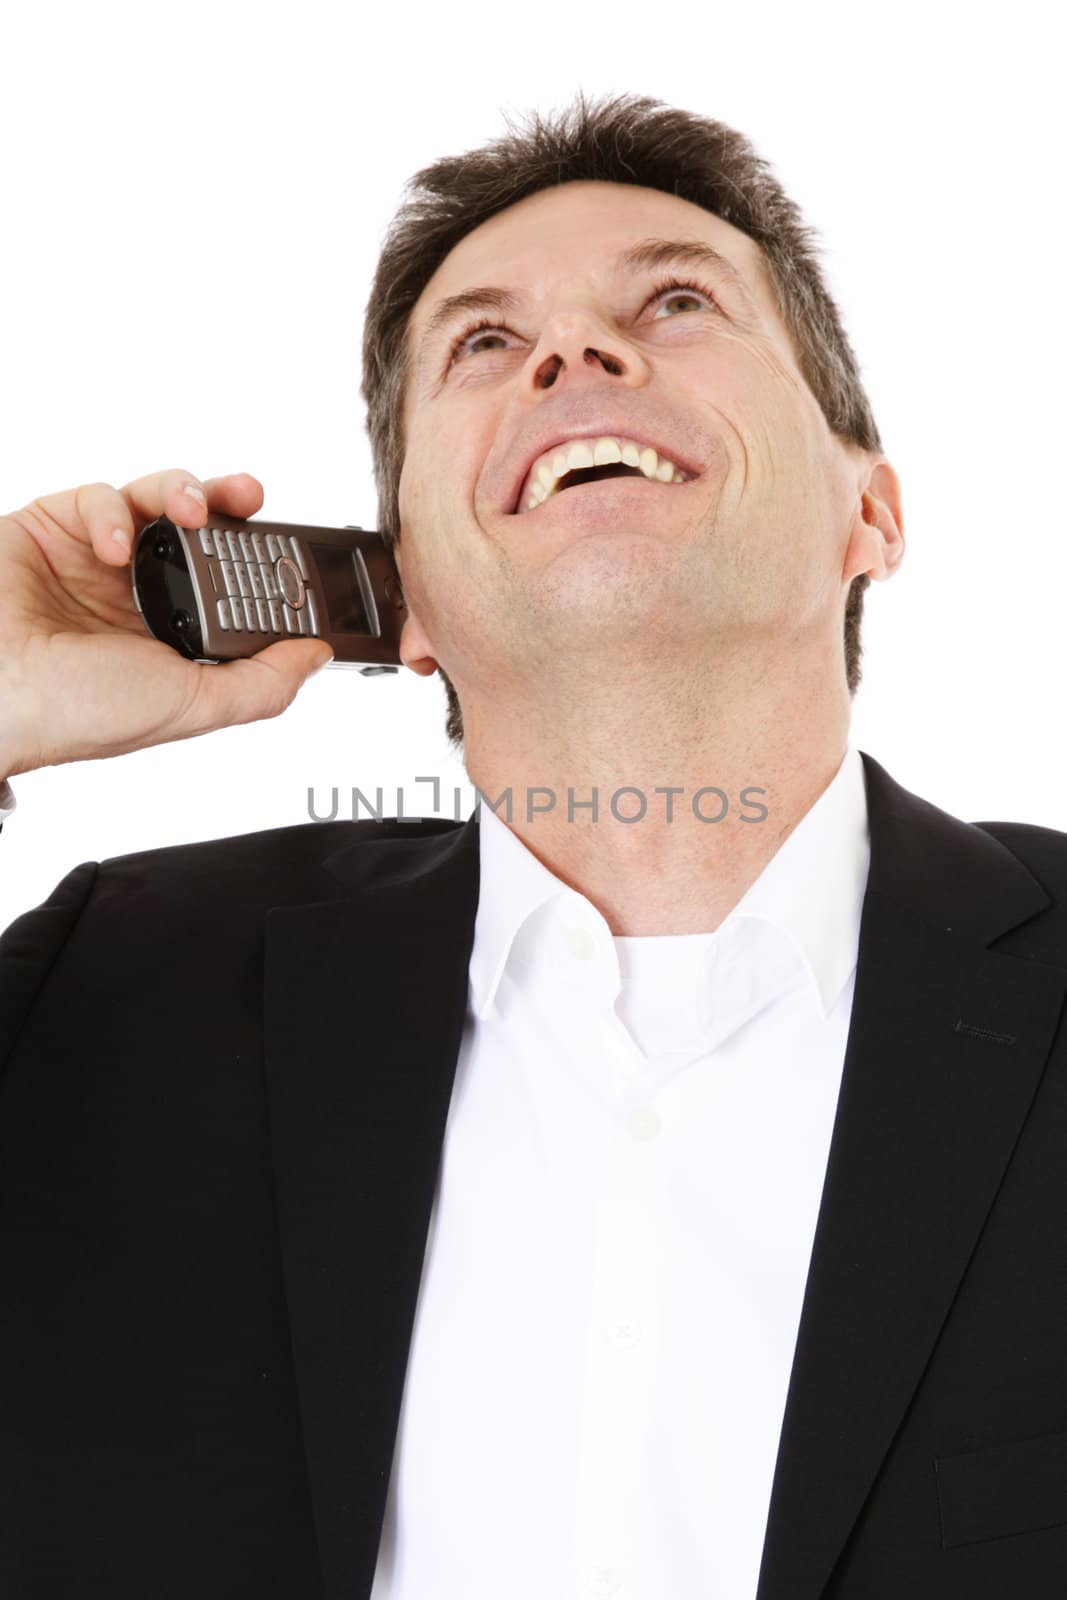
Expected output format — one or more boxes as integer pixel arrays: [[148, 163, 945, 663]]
[[445, 275, 720, 368], [448, 318, 518, 365], [646, 275, 720, 319]]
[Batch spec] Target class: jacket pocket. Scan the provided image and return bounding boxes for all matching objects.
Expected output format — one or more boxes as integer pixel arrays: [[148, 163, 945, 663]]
[[935, 1428, 1067, 1549]]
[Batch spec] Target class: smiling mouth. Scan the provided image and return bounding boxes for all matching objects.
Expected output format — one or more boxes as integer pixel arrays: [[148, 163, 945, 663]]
[[518, 464, 694, 512]]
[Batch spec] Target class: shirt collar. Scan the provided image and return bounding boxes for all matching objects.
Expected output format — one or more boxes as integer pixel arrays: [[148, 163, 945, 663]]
[[468, 743, 871, 1023]]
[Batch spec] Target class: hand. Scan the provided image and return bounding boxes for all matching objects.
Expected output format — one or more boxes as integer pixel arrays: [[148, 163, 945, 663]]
[[0, 468, 333, 779]]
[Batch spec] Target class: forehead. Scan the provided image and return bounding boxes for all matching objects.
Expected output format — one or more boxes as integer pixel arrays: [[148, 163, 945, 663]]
[[406, 180, 774, 372]]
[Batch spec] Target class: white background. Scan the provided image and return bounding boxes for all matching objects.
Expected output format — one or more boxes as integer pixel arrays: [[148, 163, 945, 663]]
[[2, 0, 1063, 931]]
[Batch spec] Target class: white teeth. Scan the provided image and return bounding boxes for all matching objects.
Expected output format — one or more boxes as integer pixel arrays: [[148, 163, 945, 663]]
[[521, 434, 693, 511], [566, 441, 595, 471]]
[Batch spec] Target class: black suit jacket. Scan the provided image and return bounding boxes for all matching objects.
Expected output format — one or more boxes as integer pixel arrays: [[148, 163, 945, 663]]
[[3, 749, 1067, 1598]]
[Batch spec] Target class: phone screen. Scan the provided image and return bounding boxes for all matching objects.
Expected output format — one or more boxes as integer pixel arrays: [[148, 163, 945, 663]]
[[307, 543, 374, 635]]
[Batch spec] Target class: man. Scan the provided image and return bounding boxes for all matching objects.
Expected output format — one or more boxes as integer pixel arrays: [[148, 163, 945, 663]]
[[2, 91, 1066, 1599]]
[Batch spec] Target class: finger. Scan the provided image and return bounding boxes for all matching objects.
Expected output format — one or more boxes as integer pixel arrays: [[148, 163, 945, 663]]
[[118, 467, 263, 539], [200, 472, 265, 517], [96, 469, 264, 566]]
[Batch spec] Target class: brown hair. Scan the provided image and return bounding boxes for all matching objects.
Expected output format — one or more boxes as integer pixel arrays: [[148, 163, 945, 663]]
[[360, 91, 883, 749]]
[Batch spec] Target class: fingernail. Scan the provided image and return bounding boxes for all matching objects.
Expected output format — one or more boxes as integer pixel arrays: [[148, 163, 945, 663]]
[[182, 483, 207, 506], [112, 527, 132, 554]]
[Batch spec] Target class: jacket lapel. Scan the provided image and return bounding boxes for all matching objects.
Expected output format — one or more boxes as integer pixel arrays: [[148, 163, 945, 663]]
[[263, 814, 481, 1600], [755, 752, 1067, 1598], [263, 753, 1067, 1600]]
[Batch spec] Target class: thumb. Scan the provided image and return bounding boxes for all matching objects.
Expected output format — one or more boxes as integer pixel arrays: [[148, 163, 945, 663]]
[[200, 639, 335, 731], [255, 638, 335, 684], [301, 641, 336, 677]]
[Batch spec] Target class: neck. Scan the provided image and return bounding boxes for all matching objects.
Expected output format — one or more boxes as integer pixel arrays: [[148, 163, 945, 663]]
[[461, 644, 852, 936]]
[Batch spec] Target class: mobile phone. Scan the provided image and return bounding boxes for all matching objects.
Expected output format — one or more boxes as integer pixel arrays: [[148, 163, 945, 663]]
[[131, 512, 405, 673]]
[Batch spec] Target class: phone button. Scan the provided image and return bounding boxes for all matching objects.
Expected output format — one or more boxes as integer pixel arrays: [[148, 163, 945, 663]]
[[283, 606, 300, 635], [228, 597, 243, 630], [288, 537, 310, 580], [268, 600, 284, 633], [304, 590, 320, 633], [275, 557, 305, 609], [199, 528, 215, 556], [255, 599, 271, 632], [216, 599, 231, 631], [242, 598, 257, 631], [235, 564, 253, 599], [211, 530, 229, 561], [220, 559, 238, 597], [246, 563, 265, 601]]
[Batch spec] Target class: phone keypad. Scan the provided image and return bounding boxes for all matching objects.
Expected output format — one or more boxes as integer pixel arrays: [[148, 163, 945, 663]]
[[196, 525, 316, 639]]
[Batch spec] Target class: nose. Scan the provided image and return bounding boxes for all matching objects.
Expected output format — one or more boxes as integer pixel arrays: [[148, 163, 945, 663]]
[[533, 345, 625, 387], [524, 300, 643, 390]]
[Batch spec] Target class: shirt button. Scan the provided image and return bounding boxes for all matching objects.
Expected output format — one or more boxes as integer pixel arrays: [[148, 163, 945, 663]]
[[589, 1564, 621, 1596], [566, 925, 595, 960], [606, 1319, 642, 1350], [625, 1105, 662, 1141]]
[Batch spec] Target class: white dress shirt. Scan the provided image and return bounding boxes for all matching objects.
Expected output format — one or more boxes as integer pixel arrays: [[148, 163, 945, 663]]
[[370, 742, 870, 1600]]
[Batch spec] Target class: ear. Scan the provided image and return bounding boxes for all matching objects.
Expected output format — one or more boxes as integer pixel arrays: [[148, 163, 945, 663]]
[[392, 543, 440, 677], [398, 611, 440, 677], [843, 459, 905, 584]]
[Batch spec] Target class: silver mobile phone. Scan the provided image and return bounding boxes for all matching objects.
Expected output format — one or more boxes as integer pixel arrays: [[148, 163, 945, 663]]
[[131, 512, 405, 674]]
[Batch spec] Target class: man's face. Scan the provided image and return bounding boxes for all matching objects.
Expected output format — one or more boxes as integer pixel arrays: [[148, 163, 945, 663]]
[[395, 180, 886, 707]]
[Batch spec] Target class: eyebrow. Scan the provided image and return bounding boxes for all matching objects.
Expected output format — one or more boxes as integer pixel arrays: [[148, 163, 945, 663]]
[[414, 236, 757, 375]]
